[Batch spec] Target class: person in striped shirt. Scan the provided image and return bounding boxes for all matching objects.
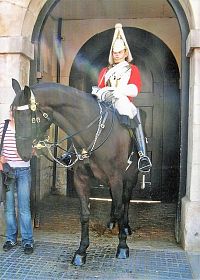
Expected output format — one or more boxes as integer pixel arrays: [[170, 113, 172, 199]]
[[0, 111, 34, 254]]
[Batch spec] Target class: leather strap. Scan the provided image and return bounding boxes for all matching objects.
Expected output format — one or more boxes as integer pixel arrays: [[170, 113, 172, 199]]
[[0, 119, 10, 155]]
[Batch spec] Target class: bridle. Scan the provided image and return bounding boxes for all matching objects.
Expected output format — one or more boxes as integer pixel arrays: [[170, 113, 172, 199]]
[[13, 89, 115, 168], [12, 89, 52, 146]]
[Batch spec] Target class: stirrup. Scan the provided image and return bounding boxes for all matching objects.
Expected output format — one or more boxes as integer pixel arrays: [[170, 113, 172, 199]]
[[138, 155, 152, 174]]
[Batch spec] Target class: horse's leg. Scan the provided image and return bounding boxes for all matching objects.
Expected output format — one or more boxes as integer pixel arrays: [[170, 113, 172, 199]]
[[110, 176, 129, 259], [108, 182, 133, 234], [72, 166, 90, 266], [107, 188, 117, 230], [122, 181, 133, 236], [123, 166, 139, 235]]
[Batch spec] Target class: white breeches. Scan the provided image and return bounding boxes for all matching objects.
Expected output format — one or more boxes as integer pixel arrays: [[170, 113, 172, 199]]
[[114, 96, 137, 119]]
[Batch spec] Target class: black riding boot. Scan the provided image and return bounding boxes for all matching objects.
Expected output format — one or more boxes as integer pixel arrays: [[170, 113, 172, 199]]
[[134, 110, 152, 174]]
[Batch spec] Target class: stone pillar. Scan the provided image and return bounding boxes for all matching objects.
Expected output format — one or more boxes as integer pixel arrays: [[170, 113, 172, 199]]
[[0, 36, 34, 122], [181, 29, 200, 250]]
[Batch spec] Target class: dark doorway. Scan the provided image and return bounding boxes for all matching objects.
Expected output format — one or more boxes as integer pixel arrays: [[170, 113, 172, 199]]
[[69, 27, 180, 203]]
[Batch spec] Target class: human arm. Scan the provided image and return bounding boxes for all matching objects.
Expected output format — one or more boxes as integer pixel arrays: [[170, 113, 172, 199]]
[[92, 67, 115, 101], [91, 86, 116, 102], [114, 84, 138, 97], [0, 156, 6, 171]]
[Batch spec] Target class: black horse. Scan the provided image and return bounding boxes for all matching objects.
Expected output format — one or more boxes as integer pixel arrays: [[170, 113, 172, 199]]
[[11, 79, 139, 266]]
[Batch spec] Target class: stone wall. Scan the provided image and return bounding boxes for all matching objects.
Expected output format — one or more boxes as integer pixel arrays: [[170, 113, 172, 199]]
[[181, 29, 200, 250], [0, 0, 47, 122], [0, 0, 200, 251]]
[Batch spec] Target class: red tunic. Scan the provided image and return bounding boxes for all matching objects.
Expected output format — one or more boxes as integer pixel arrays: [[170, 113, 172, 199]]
[[97, 64, 142, 102]]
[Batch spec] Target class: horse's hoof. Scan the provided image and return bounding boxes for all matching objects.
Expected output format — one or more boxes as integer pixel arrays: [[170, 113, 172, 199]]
[[124, 225, 132, 236], [107, 222, 115, 230], [72, 253, 86, 266], [116, 247, 129, 259]]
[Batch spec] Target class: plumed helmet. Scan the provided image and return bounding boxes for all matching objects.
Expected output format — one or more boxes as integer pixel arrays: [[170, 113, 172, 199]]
[[108, 23, 133, 65]]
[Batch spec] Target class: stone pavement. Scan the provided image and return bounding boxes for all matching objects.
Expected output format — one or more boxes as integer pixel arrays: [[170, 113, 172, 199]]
[[0, 194, 200, 279]]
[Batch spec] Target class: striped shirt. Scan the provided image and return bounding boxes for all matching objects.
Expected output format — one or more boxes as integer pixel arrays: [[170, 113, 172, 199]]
[[0, 121, 30, 168]]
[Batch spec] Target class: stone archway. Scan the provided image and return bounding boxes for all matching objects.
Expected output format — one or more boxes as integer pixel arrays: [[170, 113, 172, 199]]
[[29, 0, 189, 201], [28, 0, 190, 245]]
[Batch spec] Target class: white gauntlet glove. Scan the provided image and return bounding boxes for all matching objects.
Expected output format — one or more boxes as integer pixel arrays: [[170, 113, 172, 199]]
[[91, 86, 100, 96], [91, 86, 116, 102]]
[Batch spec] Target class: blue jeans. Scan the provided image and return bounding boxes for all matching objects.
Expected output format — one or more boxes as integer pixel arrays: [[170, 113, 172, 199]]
[[4, 167, 33, 246]]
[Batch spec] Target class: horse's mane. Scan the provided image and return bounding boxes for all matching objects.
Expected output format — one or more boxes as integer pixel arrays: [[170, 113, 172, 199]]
[[30, 82, 98, 108], [31, 82, 91, 97]]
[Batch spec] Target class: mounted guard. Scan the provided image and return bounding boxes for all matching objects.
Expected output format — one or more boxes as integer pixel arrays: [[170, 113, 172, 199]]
[[92, 23, 152, 173]]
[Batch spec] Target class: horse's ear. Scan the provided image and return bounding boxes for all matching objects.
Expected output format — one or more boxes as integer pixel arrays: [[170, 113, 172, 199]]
[[12, 79, 21, 95], [24, 85, 32, 99]]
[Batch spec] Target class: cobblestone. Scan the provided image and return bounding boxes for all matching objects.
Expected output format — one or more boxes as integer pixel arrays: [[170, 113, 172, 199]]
[[0, 195, 196, 279]]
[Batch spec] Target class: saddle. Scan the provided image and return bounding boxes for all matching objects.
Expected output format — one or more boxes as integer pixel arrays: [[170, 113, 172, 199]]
[[116, 111, 140, 130]]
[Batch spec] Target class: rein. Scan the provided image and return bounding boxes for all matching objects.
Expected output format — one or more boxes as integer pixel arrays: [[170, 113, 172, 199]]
[[42, 105, 115, 168], [36, 103, 115, 168]]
